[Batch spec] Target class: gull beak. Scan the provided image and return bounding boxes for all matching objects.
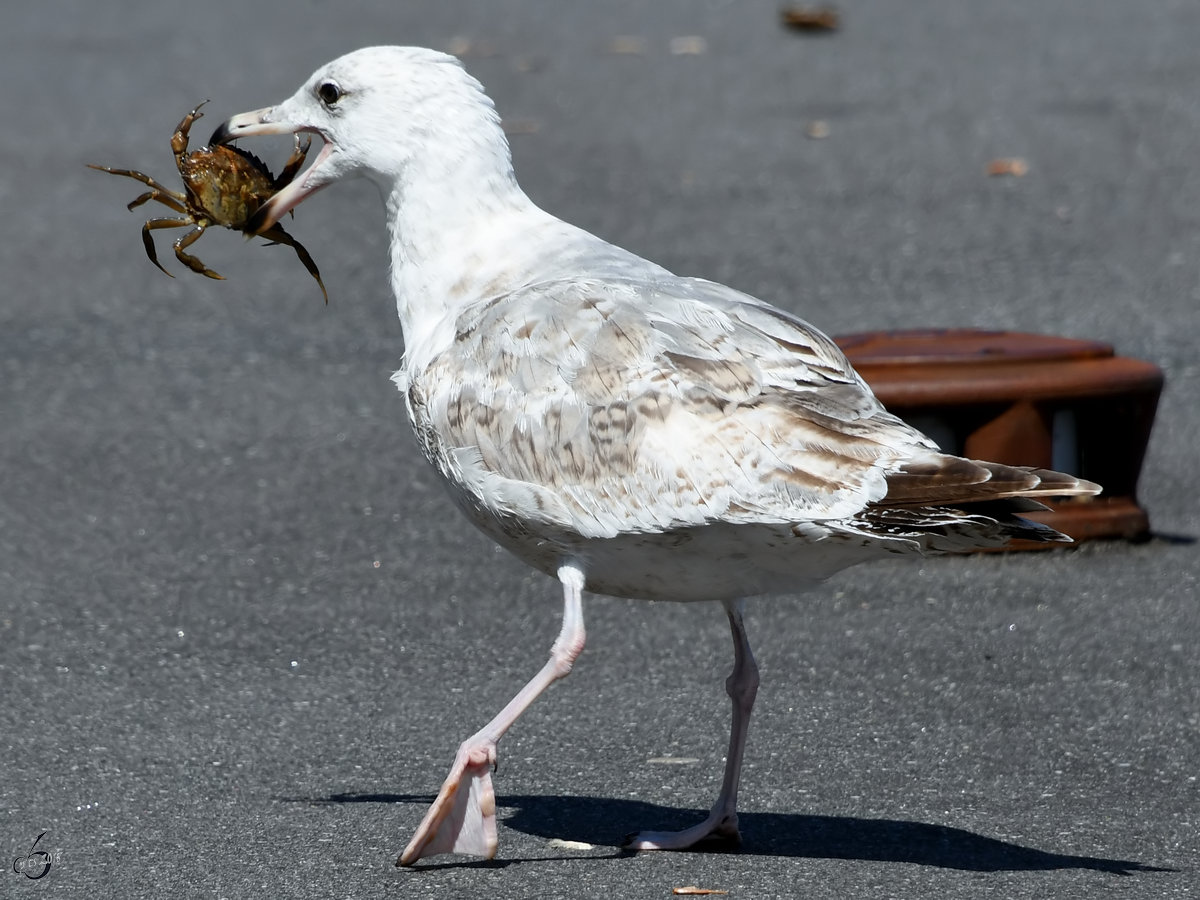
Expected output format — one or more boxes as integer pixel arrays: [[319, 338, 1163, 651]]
[[207, 107, 281, 147], [210, 106, 335, 235]]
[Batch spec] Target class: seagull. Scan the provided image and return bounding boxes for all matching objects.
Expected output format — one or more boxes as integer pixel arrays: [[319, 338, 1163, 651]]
[[211, 46, 1100, 866]]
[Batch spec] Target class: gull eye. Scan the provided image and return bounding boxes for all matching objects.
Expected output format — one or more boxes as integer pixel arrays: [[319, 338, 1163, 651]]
[[317, 80, 343, 106]]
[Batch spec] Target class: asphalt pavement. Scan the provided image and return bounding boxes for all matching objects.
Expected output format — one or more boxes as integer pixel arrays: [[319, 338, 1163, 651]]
[[2, 2, 1197, 898]]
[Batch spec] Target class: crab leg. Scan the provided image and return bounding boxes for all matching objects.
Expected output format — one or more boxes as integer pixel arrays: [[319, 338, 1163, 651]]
[[138, 217, 193, 277], [128, 190, 189, 215], [173, 224, 224, 279], [86, 165, 189, 212], [276, 135, 313, 185], [258, 222, 329, 303], [170, 102, 208, 163]]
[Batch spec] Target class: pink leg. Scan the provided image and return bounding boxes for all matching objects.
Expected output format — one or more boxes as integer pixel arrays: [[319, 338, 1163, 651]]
[[626, 599, 759, 851], [397, 565, 587, 865]]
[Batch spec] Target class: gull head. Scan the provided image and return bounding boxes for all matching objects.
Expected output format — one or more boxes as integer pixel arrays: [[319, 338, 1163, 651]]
[[210, 46, 508, 235]]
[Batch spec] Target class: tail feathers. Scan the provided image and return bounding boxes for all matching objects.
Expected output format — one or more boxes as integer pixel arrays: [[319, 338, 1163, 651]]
[[881, 454, 1101, 508]]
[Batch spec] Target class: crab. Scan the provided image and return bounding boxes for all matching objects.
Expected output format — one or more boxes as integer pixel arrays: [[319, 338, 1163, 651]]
[[89, 100, 328, 303]]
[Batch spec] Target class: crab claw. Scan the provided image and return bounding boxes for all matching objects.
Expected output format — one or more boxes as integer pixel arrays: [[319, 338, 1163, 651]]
[[210, 106, 336, 236]]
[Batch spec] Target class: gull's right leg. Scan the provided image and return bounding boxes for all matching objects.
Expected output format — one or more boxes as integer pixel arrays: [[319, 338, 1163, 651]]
[[397, 564, 587, 866]]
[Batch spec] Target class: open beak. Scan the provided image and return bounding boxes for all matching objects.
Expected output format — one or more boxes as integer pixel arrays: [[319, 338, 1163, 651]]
[[210, 107, 334, 235]]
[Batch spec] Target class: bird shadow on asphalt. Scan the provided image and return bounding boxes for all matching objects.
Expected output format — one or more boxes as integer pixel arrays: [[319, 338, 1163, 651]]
[[297, 791, 1171, 876]]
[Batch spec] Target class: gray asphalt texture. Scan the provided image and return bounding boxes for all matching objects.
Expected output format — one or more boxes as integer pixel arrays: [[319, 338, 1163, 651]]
[[3, 2, 1198, 898]]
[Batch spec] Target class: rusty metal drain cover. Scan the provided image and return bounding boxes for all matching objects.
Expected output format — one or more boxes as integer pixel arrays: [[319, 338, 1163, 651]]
[[835, 329, 1163, 546]]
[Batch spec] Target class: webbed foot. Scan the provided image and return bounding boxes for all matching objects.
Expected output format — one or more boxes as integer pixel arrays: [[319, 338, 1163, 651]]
[[397, 738, 499, 866]]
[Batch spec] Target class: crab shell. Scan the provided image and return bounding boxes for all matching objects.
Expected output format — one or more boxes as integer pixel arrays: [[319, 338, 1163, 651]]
[[179, 144, 283, 229]]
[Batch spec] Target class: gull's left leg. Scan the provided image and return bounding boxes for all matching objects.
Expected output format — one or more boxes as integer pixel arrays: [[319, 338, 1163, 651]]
[[626, 598, 759, 850], [397, 564, 587, 866]]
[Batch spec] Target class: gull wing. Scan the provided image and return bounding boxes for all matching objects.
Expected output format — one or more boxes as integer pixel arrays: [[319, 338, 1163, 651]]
[[410, 274, 948, 539]]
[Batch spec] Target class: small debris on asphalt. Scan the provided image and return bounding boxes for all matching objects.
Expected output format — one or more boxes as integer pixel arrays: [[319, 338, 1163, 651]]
[[669, 36, 709, 55], [547, 838, 595, 850], [608, 36, 648, 55], [444, 36, 500, 58], [781, 6, 841, 32], [986, 157, 1030, 177], [502, 118, 542, 136]]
